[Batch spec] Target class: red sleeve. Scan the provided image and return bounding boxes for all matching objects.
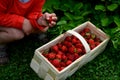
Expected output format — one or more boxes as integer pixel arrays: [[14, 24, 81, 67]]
[[0, 0, 24, 30], [27, 0, 46, 31]]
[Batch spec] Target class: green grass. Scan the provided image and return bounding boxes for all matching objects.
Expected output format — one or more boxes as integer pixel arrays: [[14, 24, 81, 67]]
[[0, 36, 120, 80]]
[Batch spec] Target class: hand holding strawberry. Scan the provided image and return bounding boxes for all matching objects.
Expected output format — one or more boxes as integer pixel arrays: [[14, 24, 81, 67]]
[[37, 12, 57, 29]]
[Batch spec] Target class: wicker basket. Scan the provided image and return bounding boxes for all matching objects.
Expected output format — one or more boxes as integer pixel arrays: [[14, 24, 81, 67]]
[[30, 21, 110, 80]]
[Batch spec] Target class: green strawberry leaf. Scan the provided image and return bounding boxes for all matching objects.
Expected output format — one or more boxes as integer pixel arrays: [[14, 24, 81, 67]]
[[73, 3, 83, 10], [81, 11, 91, 16], [64, 12, 73, 20], [95, 5, 105, 11], [57, 20, 67, 25], [113, 16, 120, 27], [101, 17, 109, 26], [107, 4, 118, 11]]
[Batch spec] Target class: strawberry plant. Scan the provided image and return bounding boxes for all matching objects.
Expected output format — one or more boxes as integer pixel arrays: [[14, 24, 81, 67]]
[[43, 0, 120, 50]]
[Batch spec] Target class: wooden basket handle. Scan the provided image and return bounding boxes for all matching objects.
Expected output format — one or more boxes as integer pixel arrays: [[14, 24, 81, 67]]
[[67, 30, 91, 53]]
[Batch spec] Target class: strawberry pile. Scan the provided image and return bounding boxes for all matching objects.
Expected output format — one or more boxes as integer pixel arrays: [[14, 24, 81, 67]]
[[79, 28, 102, 49], [42, 28, 102, 71]]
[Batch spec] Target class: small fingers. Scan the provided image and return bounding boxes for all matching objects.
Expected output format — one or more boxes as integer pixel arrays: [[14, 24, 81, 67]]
[[48, 21, 56, 27], [43, 12, 57, 27]]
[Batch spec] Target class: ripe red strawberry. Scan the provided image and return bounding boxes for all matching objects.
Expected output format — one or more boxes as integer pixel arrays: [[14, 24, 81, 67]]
[[95, 41, 100, 46], [65, 36, 71, 41], [60, 67, 65, 71], [51, 45, 59, 52], [95, 37, 101, 42], [42, 53, 49, 58], [80, 31, 85, 37], [48, 52, 56, 59], [88, 39, 95, 45], [63, 40, 68, 45], [63, 41, 72, 47], [62, 55, 67, 61], [72, 38, 78, 44], [84, 28, 90, 33], [48, 16, 52, 23], [68, 46, 76, 53], [57, 67, 65, 71], [74, 53, 80, 60], [66, 42, 72, 47], [67, 53, 75, 61], [81, 49, 86, 55], [57, 50, 64, 55], [56, 54, 62, 59], [90, 44, 96, 49], [61, 45, 67, 52], [60, 62, 66, 67], [71, 35, 76, 39], [52, 59, 60, 67], [66, 60, 72, 66], [57, 43, 62, 48], [75, 43, 83, 48], [76, 48, 82, 53], [49, 60, 53, 63]]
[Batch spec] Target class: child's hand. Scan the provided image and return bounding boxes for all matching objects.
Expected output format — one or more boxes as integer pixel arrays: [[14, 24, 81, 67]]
[[37, 12, 57, 28], [45, 12, 57, 27]]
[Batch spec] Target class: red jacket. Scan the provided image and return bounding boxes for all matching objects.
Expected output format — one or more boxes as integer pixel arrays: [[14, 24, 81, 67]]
[[0, 0, 45, 30]]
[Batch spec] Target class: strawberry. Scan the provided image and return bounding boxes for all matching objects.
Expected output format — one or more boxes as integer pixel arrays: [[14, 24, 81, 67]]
[[95, 41, 100, 46], [88, 39, 96, 49], [49, 60, 53, 63], [64, 41, 72, 48], [62, 40, 68, 45], [75, 43, 83, 48], [56, 54, 62, 59], [48, 16, 52, 23], [52, 59, 60, 67], [88, 39, 95, 45], [48, 52, 56, 59], [57, 43, 62, 48], [81, 49, 86, 55], [42, 53, 49, 58], [65, 36, 71, 41], [60, 67, 65, 71], [60, 62, 66, 67], [84, 28, 90, 33], [68, 46, 76, 53], [57, 67, 65, 71], [66, 60, 72, 66], [90, 45, 96, 49], [95, 37, 101, 42], [80, 31, 85, 37], [71, 35, 76, 39], [62, 55, 67, 61], [57, 67, 61, 71], [76, 48, 82, 54], [57, 50, 64, 55], [63, 41, 72, 47], [72, 38, 78, 44], [74, 53, 80, 60], [61, 45, 67, 52], [51, 45, 59, 52], [67, 53, 75, 61]]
